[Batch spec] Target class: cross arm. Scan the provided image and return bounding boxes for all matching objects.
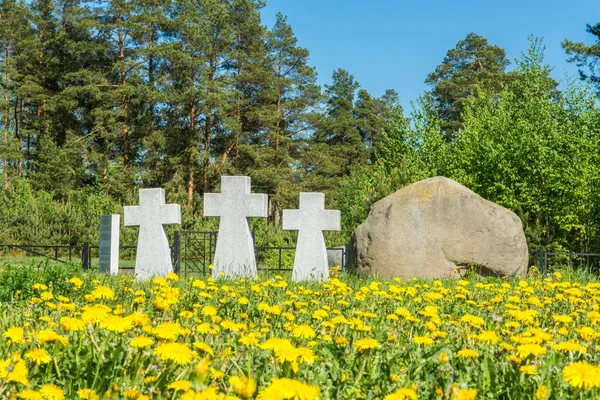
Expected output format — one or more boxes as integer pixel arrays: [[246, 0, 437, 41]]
[[124, 206, 142, 227]]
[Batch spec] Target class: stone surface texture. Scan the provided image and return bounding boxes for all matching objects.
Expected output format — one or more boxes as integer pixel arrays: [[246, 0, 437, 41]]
[[99, 214, 120, 275], [124, 188, 181, 281], [352, 176, 528, 279], [283, 193, 340, 281], [204, 176, 267, 278]]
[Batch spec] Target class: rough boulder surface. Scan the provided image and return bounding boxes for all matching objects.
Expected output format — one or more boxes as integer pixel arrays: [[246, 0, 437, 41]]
[[352, 176, 528, 279]]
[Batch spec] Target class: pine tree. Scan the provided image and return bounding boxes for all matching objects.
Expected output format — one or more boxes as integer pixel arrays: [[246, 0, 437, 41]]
[[563, 23, 600, 94], [425, 33, 511, 140], [305, 69, 367, 196], [240, 12, 319, 223], [0, 0, 29, 188], [355, 88, 399, 163]]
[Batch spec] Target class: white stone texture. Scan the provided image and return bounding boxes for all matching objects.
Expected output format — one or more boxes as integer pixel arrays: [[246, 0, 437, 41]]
[[124, 188, 181, 281], [99, 214, 120, 275], [204, 176, 267, 278], [283, 193, 340, 281], [204, 176, 268, 278]]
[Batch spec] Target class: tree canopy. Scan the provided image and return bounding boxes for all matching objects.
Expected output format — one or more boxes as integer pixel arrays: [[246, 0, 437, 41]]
[[1, 4, 600, 256]]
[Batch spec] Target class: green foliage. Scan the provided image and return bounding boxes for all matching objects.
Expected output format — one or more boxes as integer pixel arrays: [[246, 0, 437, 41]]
[[336, 165, 410, 241], [0, 261, 81, 303], [452, 39, 600, 251], [338, 38, 600, 253]]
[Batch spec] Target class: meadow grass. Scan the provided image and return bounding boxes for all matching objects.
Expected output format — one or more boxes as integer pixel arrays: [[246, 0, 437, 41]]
[[0, 261, 597, 399]]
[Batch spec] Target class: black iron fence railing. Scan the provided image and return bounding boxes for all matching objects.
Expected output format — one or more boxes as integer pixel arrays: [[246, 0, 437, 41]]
[[0, 244, 83, 264], [2, 230, 348, 275], [532, 246, 600, 273]]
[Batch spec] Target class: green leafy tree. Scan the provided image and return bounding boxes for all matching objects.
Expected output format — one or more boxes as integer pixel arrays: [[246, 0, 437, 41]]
[[453, 39, 600, 251]]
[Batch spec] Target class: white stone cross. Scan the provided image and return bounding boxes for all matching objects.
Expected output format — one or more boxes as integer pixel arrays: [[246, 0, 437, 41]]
[[283, 192, 340, 281], [204, 176, 268, 278], [124, 188, 181, 281]]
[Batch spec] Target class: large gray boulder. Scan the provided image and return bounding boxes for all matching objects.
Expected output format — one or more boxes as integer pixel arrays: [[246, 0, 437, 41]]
[[352, 177, 528, 279]]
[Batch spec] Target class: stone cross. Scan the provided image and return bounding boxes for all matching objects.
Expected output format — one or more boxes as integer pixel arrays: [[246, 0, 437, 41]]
[[204, 176, 267, 278], [283, 193, 340, 281], [124, 188, 181, 281], [99, 214, 120, 275]]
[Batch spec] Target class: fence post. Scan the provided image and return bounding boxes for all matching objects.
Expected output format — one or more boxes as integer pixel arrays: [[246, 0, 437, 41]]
[[173, 231, 181, 274], [82, 242, 90, 270], [535, 245, 547, 274]]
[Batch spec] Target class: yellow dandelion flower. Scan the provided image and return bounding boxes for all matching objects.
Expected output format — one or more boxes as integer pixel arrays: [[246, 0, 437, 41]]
[[193, 341, 215, 356], [384, 387, 418, 400], [5, 327, 26, 344], [476, 330, 500, 344], [60, 317, 86, 332], [17, 390, 42, 400], [40, 384, 64, 400], [130, 336, 154, 348], [81, 305, 111, 323], [151, 322, 185, 340], [76, 389, 99, 400], [439, 352, 449, 364], [412, 336, 435, 346], [166, 272, 179, 281], [454, 388, 477, 400], [292, 324, 316, 339], [457, 349, 479, 359], [562, 362, 600, 389], [354, 338, 379, 352], [520, 365, 537, 375], [37, 329, 68, 345], [229, 376, 257, 399], [257, 378, 320, 400], [69, 277, 83, 289], [239, 332, 261, 347], [100, 315, 133, 333], [516, 343, 546, 358], [154, 342, 194, 365], [168, 380, 192, 392], [535, 385, 548, 400], [25, 348, 51, 365], [122, 389, 141, 399], [296, 347, 317, 364], [91, 286, 115, 300], [201, 305, 217, 317], [40, 292, 54, 301], [2, 356, 29, 386]]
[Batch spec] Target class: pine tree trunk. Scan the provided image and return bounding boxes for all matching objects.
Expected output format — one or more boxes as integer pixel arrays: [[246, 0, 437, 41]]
[[149, 29, 156, 131], [203, 103, 211, 196], [187, 99, 196, 208], [18, 97, 23, 176], [3, 45, 9, 189], [117, 12, 130, 168], [38, 26, 44, 146], [202, 55, 215, 196]]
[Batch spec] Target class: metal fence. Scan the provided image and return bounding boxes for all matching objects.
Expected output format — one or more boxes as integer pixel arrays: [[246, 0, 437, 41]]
[[533, 246, 600, 273], [0, 244, 84, 264], [176, 231, 348, 275], [1, 230, 348, 275]]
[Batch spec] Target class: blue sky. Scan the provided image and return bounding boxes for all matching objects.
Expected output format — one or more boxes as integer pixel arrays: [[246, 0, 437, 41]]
[[261, 0, 599, 109]]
